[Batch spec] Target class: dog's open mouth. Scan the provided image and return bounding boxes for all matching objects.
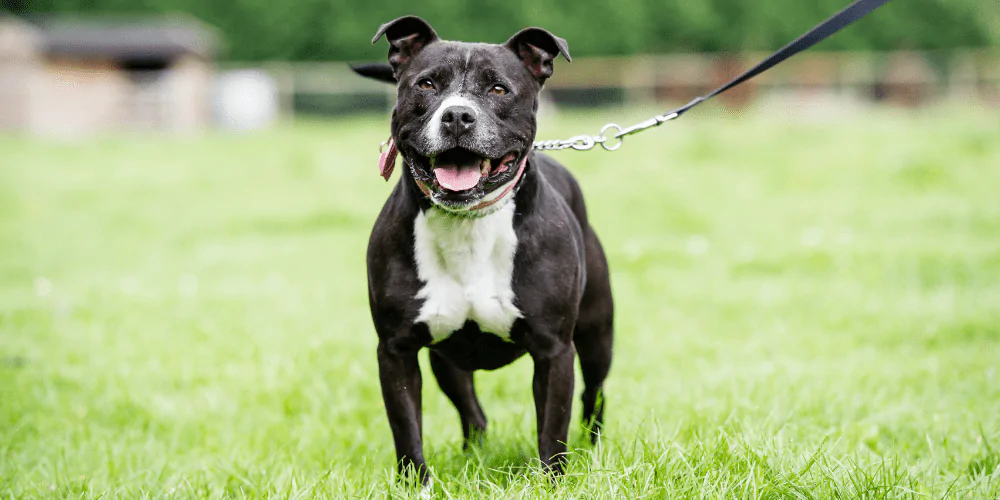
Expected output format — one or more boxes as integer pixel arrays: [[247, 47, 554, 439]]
[[427, 148, 519, 193]]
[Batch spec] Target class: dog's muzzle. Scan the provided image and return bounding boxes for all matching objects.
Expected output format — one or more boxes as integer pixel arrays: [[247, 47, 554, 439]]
[[378, 137, 529, 215]]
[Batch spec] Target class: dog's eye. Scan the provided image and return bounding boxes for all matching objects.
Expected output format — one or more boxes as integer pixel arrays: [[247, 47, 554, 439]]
[[490, 84, 509, 96], [417, 78, 435, 90]]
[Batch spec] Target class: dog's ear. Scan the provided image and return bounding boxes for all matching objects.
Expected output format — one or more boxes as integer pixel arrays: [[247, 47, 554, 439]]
[[372, 16, 439, 78], [505, 27, 571, 85], [350, 62, 396, 84]]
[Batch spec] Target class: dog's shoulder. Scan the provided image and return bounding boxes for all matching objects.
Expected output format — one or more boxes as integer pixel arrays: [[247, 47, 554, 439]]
[[529, 152, 591, 229], [368, 181, 418, 252], [367, 180, 423, 312]]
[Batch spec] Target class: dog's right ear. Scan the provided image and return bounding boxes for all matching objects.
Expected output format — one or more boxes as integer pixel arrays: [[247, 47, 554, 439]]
[[505, 27, 571, 85], [350, 62, 397, 84], [371, 16, 439, 79]]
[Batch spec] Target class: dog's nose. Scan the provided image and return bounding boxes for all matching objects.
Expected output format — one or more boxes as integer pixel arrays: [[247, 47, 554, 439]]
[[440, 105, 476, 136]]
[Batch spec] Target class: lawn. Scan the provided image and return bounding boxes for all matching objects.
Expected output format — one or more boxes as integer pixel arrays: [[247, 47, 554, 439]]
[[1, 104, 999, 498]]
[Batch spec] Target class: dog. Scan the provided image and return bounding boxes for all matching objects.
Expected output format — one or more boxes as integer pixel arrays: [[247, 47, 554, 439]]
[[360, 16, 614, 480]]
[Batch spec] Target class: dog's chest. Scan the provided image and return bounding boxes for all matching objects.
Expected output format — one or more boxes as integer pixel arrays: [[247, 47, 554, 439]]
[[412, 203, 521, 341]]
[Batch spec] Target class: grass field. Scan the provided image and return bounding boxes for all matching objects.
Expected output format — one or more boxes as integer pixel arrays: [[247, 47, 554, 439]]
[[2, 105, 999, 498]]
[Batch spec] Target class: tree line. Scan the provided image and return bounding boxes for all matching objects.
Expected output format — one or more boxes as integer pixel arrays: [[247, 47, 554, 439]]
[[13, 0, 997, 61]]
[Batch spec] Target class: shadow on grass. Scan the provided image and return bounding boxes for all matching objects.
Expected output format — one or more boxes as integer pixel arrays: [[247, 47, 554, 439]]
[[429, 437, 543, 487], [418, 427, 611, 495]]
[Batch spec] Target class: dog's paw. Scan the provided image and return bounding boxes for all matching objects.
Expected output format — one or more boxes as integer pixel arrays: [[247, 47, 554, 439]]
[[419, 477, 434, 499]]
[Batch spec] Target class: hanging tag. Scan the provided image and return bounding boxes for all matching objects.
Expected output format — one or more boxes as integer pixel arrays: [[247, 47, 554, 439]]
[[378, 137, 398, 181]]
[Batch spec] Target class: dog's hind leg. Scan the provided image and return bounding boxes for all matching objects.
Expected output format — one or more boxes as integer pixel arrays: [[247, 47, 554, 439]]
[[574, 229, 614, 444], [575, 316, 612, 443], [429, 350, 488, 449]]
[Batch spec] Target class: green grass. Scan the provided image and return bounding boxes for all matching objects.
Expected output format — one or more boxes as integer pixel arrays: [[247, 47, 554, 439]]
[[1, 105, 999, 498]]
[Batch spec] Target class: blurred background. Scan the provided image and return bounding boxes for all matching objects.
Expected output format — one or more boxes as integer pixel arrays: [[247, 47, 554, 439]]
[[3, 1, 1000, 496], [1, 0, 997, 133]]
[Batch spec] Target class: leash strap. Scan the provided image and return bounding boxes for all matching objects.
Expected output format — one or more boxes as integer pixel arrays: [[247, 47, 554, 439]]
[[533, 0, 892, 152], [672, 0, 892, 118], [377, 0, 892, 178]]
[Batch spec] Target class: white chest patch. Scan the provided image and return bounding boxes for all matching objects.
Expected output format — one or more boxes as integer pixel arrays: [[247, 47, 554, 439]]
[[413, 202, 521, 341]]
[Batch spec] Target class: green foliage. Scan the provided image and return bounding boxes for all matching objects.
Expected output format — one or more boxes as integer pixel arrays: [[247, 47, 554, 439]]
[[2, 106, 1000, 497], [18, 0, 1000, 61]]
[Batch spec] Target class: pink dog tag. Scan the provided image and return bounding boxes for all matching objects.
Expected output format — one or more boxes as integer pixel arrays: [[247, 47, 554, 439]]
[[378, 137, 398, 181]]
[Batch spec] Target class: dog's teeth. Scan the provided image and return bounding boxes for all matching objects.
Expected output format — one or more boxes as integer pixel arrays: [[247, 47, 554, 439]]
[[481, 158, 491, 176]]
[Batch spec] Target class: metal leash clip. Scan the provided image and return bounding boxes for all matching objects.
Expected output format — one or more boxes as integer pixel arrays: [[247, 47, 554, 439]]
[[532, 112, 679, 152]]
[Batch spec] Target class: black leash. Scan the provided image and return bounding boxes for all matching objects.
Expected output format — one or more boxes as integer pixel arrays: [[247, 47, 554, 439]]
[[533, 0, 893, 152]]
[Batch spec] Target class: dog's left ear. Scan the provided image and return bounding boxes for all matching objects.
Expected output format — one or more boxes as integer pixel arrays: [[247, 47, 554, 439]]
[[372, 16, 439, 79], [350, 62, 396, 84], [505, 27, 571, 85]]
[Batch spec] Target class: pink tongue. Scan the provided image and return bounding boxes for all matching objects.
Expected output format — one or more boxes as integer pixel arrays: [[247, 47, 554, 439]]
[[434, 164, 482, 191]]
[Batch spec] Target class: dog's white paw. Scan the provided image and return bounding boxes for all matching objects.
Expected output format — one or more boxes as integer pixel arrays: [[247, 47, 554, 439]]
[[419, 477, 434, 499]]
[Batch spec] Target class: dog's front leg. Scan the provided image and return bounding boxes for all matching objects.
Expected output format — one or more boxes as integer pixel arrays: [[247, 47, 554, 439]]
[[529, 338, 576, 474], [377, 340, 427, 482]]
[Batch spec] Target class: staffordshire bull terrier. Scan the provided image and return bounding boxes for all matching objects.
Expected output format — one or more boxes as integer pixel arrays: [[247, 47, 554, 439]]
[[362, 16, 614, 480]]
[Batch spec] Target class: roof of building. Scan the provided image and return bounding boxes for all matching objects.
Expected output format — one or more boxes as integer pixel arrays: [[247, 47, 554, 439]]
[[27, 16, 220, 59]]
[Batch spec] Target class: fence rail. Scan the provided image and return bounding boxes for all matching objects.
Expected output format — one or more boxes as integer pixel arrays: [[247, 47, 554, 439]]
[[225, 49, 1000, 117]]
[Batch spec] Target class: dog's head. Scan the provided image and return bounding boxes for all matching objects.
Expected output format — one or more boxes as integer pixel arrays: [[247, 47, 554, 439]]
[[366, 16, 570, 213]]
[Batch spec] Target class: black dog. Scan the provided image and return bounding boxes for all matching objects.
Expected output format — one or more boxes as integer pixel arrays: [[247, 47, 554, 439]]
[[361, 16, 613, 479]]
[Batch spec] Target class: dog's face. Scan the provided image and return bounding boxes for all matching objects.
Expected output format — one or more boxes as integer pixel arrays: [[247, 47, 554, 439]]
[[371, 17, 570, 212]]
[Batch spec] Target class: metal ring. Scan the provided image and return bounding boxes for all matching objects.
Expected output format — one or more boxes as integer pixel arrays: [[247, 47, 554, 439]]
[[599, 123, 623, 151]]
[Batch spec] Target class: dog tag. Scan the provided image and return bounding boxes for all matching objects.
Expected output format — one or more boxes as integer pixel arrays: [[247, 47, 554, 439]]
[[378, 137, 398, 181]]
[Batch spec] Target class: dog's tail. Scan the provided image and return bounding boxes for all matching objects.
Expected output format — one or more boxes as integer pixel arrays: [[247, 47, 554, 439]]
[[350, 62, 396, 84]]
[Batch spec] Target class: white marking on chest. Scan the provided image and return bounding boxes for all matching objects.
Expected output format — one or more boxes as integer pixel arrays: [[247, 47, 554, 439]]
[[413, 202, 521, 341]]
